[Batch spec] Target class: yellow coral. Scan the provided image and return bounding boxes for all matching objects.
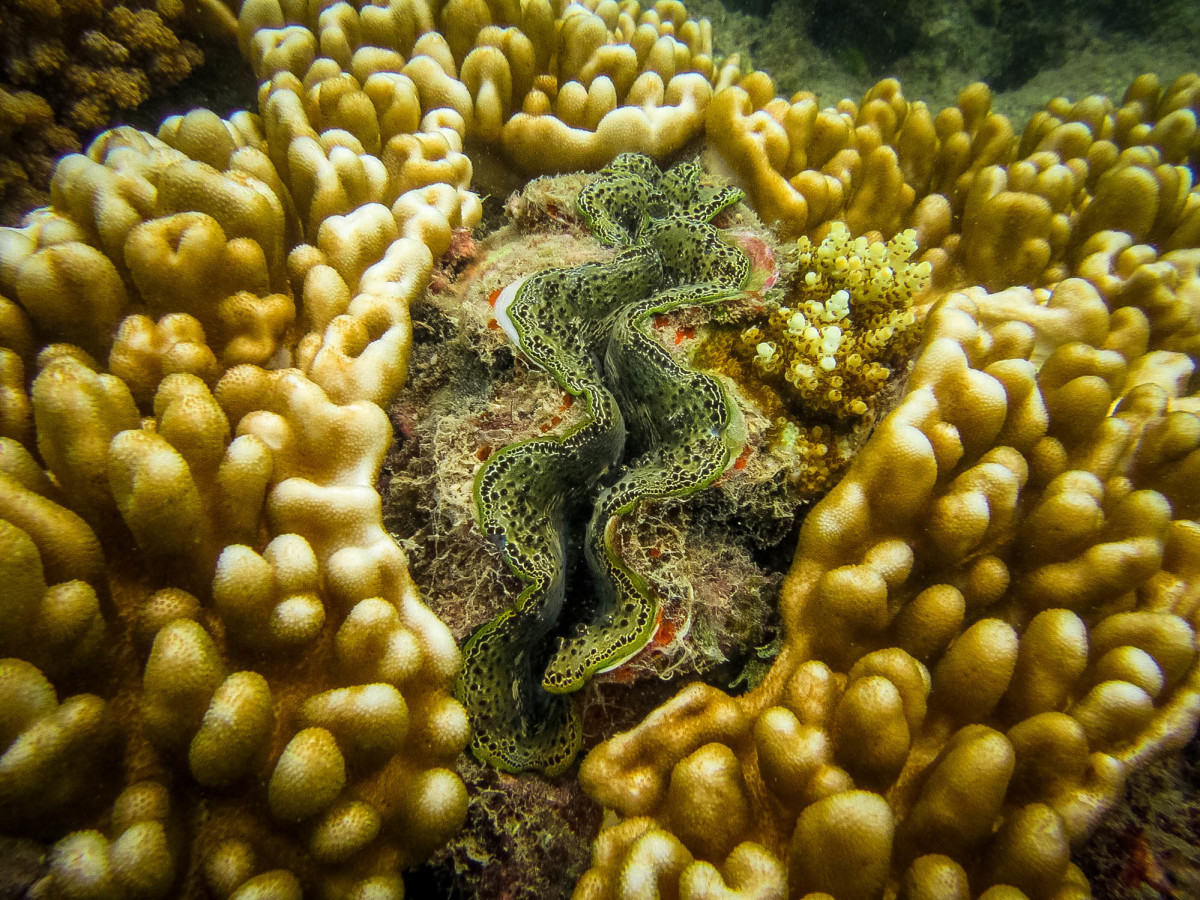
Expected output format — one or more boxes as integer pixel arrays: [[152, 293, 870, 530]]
[[577, 265, 1200, 898], [1, 0, 204, 223], [0, 0, 1199, 896], [737, 223, 927, 421], [692, 222, 927, 495], [0, 66, 476, 896], [241, 0, 725, 182], [705, 74, 1200, 295]]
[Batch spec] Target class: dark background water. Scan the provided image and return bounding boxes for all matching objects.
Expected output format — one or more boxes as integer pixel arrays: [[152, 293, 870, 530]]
[[689, 0, 1199, 122]]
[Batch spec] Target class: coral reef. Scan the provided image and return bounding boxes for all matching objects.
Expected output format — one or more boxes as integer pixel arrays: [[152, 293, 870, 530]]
[[236, 0, 737, 187], [573, 71, 1200, 897], [0, 0, 209, 223], [379, 165, 788, 890], [703, 73, 1200, 273], [577, 268, 1200, 897], [0, 66, 476, 900], [0, 0, 1198, 896], [457, 153, 752, 775]]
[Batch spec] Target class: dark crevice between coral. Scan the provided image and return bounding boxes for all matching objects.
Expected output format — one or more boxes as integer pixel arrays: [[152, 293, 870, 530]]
[[111, 35, 255, 134]]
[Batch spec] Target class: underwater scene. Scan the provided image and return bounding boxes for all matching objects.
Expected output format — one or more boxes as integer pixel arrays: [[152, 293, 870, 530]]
[[1, 0, 1199, 896]]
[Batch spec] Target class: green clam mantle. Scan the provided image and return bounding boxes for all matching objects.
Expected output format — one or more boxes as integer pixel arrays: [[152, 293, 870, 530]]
[[457, 154, 752, 775]]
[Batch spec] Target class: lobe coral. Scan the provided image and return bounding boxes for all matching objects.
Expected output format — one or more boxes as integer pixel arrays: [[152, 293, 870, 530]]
[[0, 0, 1196, 897]]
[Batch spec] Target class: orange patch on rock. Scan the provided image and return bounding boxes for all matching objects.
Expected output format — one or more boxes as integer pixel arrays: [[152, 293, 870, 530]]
[[651, 612, 678, 647], [733, 444, 753, 470]]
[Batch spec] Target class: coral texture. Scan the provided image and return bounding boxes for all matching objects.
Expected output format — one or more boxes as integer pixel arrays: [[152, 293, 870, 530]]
[[0, 0, 207, 223], [574, 75, 1200, 897], [237, 0, 736, 181], [731, 223, 926, 422], [0, 0, 1198, 896], [0, 67, 476, 900], [694, 221, 930, 494]]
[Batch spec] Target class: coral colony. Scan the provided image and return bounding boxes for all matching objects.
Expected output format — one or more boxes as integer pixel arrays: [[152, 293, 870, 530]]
[[0, 0, 1199, 896]]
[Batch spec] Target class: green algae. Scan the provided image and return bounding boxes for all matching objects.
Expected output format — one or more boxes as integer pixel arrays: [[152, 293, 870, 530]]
[[455, 154, 751, 775]]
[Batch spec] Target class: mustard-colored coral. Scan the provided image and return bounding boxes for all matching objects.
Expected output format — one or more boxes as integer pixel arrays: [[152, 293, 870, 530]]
[[694, 222, 928, 493], [1, 0, 1200, 895], [0, 0, 206, 223], [753, 229, 921, 420], [577, 263, 1200, 899], [735, 224, 926, 420], [0, 60, 476, 896], [704, 74, 1200, 290]]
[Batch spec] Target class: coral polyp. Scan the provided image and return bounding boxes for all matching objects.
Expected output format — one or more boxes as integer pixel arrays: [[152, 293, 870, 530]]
[[694, 223, 930, 494], [744, 223, 928, 422]]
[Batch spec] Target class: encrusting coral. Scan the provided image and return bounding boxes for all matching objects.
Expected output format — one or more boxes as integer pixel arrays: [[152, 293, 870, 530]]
[[0, 0, 1199, 896], [693, 220, 929, 493], [733, 223, 926, 423]]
